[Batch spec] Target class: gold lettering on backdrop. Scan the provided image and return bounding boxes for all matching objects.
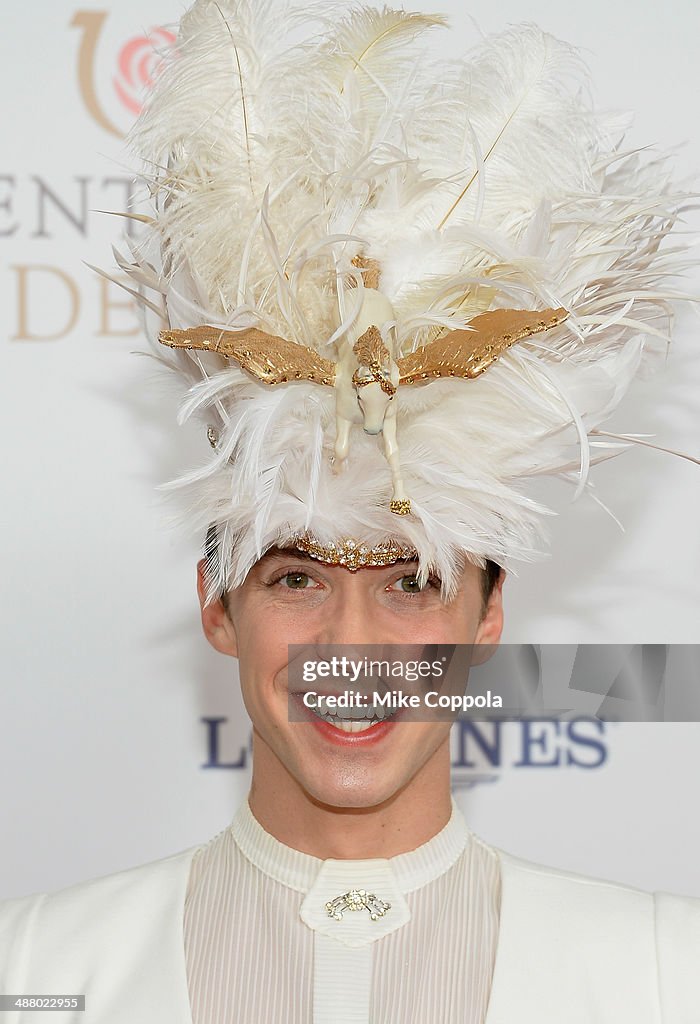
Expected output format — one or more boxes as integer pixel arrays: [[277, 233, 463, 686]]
[[71, 11, 123, 139], [97, 276, 139, 336], [11, 265, 80, 341]]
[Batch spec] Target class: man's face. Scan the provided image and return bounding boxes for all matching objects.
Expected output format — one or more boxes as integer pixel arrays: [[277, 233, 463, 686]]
[[198, 550, 504, 810]]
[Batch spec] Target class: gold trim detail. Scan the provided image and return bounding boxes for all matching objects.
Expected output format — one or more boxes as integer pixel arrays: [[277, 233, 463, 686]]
[[292, 533, 418, 570], [350, 255, 381, 290], [351, 326, 397, 396]]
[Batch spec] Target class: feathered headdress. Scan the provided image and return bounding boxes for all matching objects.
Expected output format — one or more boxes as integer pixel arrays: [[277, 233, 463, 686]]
[[107, 0, 697, 603]]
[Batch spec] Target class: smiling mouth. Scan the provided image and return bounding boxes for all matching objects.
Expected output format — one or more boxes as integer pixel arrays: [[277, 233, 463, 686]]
[[303, 701, 398, 733]]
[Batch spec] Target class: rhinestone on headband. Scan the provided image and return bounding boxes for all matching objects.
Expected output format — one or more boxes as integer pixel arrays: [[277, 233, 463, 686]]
[[292, 533, 418, 570]]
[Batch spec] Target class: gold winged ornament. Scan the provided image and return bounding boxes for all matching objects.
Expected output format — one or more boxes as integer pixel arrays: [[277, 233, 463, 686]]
[[158, 326, 337, 387], [159, 297, 568, 516], [160, 302, 568, 516]]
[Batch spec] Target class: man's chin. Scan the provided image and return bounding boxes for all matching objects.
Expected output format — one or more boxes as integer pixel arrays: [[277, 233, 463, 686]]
[[295, 768, 410, 813]]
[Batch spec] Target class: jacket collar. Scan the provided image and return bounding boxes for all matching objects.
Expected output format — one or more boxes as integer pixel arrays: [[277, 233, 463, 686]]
[[229, 795, 471, 894], [229, 796, 472, 947]]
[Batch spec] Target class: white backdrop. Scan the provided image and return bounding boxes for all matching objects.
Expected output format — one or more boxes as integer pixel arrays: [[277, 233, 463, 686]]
[[1, 0, 699, 901]]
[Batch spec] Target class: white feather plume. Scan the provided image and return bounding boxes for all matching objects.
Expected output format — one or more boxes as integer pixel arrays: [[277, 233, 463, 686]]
[[117, 0, 697, 603]]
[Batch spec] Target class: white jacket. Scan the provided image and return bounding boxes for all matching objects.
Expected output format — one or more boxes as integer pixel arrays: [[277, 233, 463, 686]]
[[1, 842, 699, 1023]]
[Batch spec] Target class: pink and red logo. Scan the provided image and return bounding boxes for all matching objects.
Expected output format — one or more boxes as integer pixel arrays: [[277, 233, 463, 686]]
[[72, 11, 176, 137], [113, 27, 175, 116]]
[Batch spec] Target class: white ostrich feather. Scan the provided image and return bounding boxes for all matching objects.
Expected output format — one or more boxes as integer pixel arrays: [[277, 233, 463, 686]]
[[116, 0, 698, 604]]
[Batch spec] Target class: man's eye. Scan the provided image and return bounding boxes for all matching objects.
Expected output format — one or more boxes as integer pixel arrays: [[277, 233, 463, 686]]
[[389, 574, 429, 594], [278, 571, 314, 589]]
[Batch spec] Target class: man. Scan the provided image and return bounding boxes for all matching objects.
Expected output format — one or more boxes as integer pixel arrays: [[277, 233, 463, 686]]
[[185, 541, 506, 1022], [2, 1, 699, 1020]]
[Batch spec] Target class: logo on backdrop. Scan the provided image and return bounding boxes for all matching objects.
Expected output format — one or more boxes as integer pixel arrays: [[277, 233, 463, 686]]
[[71, 11, 175, 136], [199, 716, 610, 789], [1, 14, 174, 342]]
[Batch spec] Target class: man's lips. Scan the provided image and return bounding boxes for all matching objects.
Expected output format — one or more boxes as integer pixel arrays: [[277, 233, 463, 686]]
[[288, 691, 404, 745], [307, 714, 397, 746]]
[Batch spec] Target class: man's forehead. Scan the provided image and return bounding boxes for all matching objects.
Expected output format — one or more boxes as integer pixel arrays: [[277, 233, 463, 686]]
[[257, 545, 314, 564]]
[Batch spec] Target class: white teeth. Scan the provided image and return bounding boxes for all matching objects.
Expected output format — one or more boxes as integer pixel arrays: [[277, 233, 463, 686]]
[[303, 698, 396, 732], [335, 705, 392, 721], [324, 718, 379, 733], [307, 710, 391, 732]]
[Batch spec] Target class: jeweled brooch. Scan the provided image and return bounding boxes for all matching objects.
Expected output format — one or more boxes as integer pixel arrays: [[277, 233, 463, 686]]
[[325, 889, 391, 922]]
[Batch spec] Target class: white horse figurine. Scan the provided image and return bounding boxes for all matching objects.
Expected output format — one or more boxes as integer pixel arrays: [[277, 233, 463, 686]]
[[333, 287, 410, 515]]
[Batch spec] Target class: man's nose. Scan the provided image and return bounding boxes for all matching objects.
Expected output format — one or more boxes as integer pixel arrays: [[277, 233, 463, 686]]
[[317, 588, 388, 646]]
